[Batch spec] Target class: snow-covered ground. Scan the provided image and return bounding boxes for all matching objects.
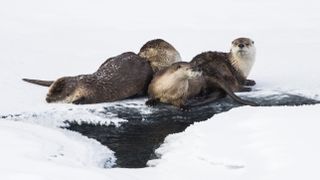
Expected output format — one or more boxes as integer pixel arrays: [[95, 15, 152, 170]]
[[1, 0, 320, 179], [148, 105, 320, 180], [0, 119, 116, 179]]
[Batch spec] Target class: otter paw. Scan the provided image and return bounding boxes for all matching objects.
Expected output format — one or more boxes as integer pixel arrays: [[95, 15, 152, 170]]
[[239, 87, 252, 92], [245, 79, 256, 86]]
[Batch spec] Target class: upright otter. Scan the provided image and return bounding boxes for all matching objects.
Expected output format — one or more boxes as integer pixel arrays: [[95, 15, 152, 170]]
[[191, 37, 256, 89], [138, 39, 182, 73], [23, 52, 153, 104], [189, 37, 257, 106], [229, 37, 256, 86]]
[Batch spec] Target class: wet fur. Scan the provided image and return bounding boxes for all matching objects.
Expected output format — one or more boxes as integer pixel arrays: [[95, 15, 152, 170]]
[[190, 51, 257, 106], [24, 52, 153, 104], [138, 39, 181, 73], [147, 62, 205, 108], [23, 39, 180, 104]]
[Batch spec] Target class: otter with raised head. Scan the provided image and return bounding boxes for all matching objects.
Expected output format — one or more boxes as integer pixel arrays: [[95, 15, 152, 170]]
[[229, 37, 256, 86], [138, 39, 182, 73], [23, 52, 153, 104], [191, 37, 256, 90], [146, 62, 204, 109], [189, 37, 257, 106]]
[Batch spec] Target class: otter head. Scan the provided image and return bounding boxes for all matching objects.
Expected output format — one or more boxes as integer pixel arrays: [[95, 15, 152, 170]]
[[230, 37, 256, 78], [231, 37, 256, 57], [46, 76, 87, 104], [138, 39, 182, 72], [169, 62, 202, 80]]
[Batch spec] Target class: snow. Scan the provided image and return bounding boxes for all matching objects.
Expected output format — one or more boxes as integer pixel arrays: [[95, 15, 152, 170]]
[[0, 119, 115, 179], [2, 102, 139, 128], [149, 105, 320, 180], [3, 106, 319, 180], [1, 0, 320, 179]]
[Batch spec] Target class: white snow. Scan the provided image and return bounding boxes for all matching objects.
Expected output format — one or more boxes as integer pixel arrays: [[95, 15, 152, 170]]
[[0, 119, 115, 179], [149, 105, 320, 180], [1, 0, 320, 179]]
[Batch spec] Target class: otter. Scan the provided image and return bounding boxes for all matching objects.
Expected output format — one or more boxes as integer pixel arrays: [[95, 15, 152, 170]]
[[189, 38, 257, 106], [23, 52, 153, 104], [146, 62, 204, 109], [229, 37, 256, 86], [203, 37, 256, 87], [138, 39, 182, 73], [23, 39, 180, 104], [191, 37, 256, 90], [146, 61, 256, 109]]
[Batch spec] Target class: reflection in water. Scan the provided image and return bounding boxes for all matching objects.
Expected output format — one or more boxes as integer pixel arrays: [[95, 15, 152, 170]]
[[66, 93, 319, 168]]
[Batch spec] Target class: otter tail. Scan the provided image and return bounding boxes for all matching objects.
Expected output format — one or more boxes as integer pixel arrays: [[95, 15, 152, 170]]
[[186, 91, 226, 107], [211, 78, 258, 106], [22, 78, 54, 87]]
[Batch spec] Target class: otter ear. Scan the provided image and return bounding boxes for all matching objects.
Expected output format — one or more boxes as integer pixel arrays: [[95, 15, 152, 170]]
[[50, 78, 66, 94]]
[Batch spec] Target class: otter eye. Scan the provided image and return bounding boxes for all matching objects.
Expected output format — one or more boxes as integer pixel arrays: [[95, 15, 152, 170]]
[[176, 65, 181, 69], [252, 41, 254, 44], [246, 43, 250, 46]]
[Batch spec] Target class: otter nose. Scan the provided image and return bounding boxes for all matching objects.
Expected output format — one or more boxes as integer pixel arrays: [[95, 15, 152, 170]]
[[46, 97, 52, 103], [238, 44, 244, 48]]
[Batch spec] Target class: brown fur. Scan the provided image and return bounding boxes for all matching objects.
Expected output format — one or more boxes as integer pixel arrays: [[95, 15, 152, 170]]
[[229, 37, 256, 85], [24, 52, 153, 104], [146, 62, 205, 108], [190, 51, 257, 106], [191, 52, 242, 91], [191, 37, 256, 90], [138, 39, 181, 73]]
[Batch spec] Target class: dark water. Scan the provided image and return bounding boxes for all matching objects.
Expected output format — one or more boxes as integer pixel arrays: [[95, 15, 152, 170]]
[[66, 93, 320, 168]]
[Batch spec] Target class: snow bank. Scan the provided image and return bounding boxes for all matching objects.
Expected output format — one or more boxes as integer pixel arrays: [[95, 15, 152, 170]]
[[0, 120, 115, 180], [148, 105, 320, 180]]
